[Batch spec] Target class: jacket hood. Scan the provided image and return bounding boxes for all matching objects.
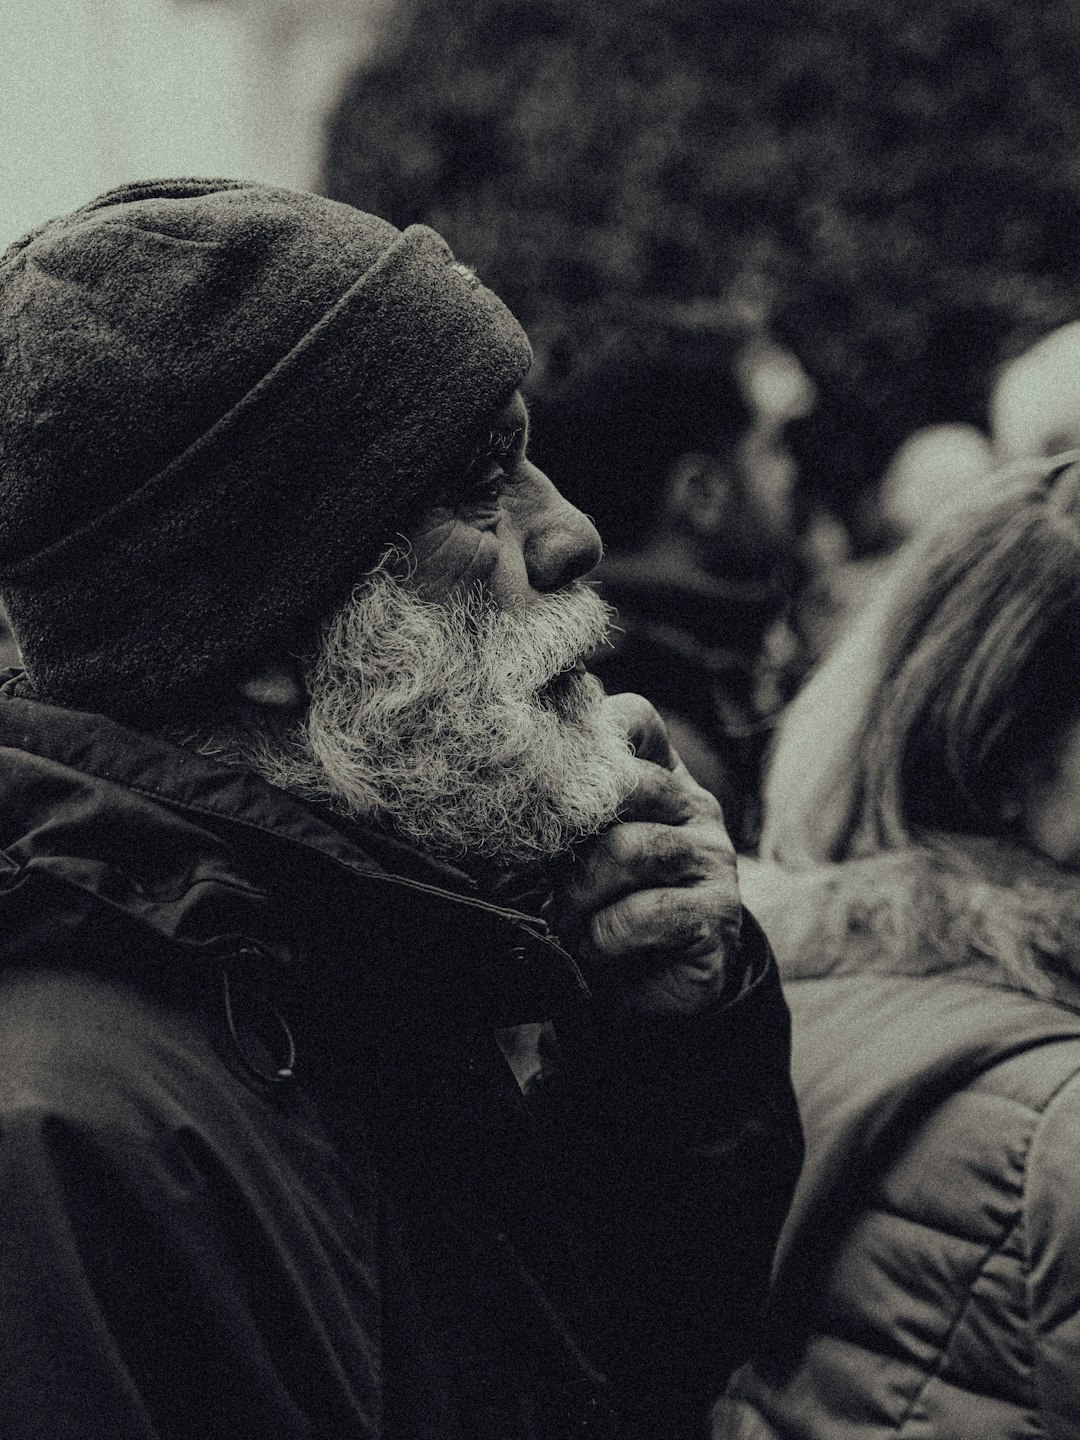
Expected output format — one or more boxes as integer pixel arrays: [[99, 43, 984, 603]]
[[740, 833, 1080, 1004], [0, 679, 590, 1026], [739, 836, 1080, 1291]]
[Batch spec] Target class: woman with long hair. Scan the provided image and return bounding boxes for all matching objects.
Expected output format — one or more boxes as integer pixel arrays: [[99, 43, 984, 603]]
[[717, 452, 1080, 1438]]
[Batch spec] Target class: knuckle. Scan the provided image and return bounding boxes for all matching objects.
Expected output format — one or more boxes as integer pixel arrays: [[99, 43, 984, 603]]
[[589, 904, 632, 957], [694, 786, 725, 822], [688, 821, 736, 867], [621, 766, 668, 815], [645, 827, 696, 883], [605, 693, 668, 757], [603, 691, 655, 727], [647, 836, 722, 890], [668, 886, 736, 950], [604, 823, 641, 868], [674, 905, 717, 955], [607, 820, 683, 876], [629, 891, 702, 952]]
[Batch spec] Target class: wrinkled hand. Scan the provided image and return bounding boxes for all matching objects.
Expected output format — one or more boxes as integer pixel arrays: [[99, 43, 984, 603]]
[[545, 693, 742, 1015]]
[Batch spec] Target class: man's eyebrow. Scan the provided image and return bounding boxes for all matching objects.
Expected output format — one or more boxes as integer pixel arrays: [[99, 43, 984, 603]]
[[468, 413, 528, 470]]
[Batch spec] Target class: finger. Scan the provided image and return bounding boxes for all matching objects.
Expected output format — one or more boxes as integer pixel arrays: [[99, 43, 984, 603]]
[[550, 821, 724, 932], [601, 692, 678, 770], [617, 759, 701, 826], [586, 884, 736, 961], [602, 697, 725, 827]]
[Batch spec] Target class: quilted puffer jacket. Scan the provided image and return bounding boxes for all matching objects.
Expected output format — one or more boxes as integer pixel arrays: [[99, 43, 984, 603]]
[[716, 835, 1080, 1439]]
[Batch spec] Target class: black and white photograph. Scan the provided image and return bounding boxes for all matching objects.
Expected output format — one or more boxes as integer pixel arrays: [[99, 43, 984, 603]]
[[2, 3, 1080, 1437]]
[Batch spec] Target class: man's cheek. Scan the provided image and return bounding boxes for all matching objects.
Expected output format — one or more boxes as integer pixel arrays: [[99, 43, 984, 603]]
[[407, 516, 500, 598]]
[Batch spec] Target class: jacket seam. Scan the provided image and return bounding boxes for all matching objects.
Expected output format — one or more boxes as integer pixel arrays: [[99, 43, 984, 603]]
[[116, 774, 556, 931], [1020, 1064, 1080, 1436], [114, 772, 592, 990], [895, 1058, 1080, 1434], [895, 1211, 1023, 1432]]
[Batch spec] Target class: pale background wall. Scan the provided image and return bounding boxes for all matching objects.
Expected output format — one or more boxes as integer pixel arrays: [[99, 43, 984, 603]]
[[0, 0, 391, 251]]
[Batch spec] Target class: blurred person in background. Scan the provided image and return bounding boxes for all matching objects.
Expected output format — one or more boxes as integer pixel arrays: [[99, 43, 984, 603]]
[[806, 316, 1080, 664], [991, 320, 1080, 463], [0, 179, 802, 1440], [581, 331, 818, 851], [873, 422, 999, 546], [792, 420, 1001, 660], [715, 453, 1080, 1439]]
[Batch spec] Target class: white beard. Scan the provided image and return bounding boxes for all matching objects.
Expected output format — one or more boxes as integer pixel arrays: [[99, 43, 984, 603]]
[[236, 568, 639, 868]]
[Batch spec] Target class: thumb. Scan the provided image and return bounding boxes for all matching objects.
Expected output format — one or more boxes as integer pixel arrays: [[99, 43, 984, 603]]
[[602, 692, 678, 771]]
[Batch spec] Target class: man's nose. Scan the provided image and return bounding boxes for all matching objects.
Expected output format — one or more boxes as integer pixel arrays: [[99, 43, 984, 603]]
[[524, 482, 604, 592]]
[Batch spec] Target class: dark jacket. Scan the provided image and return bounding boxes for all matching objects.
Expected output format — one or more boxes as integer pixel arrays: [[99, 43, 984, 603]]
[[717, 838, 1080, 1439], [0, 683, 801, 1440]]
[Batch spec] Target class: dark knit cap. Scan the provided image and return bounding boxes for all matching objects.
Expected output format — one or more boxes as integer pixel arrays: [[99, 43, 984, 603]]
[[0, 177, 532, 724]]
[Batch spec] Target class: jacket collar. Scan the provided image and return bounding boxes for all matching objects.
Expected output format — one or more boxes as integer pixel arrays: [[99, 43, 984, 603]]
[[0, 681, 591, 1024], [742, 831, 1080, 1011]]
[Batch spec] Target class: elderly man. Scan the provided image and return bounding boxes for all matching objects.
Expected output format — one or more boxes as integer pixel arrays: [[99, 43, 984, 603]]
[[0, 180, 800, 1440]]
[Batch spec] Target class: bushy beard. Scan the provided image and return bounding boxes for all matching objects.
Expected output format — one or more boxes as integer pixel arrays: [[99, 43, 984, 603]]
[[230, 568, 638, 869]]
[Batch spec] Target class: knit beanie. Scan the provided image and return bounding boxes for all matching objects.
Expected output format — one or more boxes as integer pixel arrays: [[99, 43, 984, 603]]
[[0, 177, 532, 725]]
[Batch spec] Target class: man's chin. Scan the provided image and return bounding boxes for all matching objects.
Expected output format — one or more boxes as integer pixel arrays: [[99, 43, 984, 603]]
[[537, 664, 605, 721]]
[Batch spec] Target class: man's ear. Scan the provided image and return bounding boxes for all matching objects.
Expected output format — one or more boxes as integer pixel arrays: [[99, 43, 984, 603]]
[[664, 452, 732, 536], [237, 661, 306, 713]]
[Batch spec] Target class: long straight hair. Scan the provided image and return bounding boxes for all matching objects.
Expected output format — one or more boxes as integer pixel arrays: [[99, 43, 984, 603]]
[[761, 454, 1080, 864]]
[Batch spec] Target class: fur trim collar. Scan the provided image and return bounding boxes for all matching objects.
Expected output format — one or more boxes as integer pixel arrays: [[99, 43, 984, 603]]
[[740, 834, 1080, 1007]]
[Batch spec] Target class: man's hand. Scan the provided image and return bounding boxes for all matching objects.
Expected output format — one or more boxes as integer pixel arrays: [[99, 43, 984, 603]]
[[546, 693, 742, 1015]]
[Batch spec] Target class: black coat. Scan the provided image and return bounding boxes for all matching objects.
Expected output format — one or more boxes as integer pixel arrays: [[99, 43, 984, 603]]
[[0, 684, 801, 1440]]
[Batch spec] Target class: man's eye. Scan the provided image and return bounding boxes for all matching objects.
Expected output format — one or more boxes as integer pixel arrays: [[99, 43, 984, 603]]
[[462, 461, 506, 505]]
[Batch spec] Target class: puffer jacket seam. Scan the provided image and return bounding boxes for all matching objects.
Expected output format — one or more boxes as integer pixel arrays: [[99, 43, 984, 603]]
[[896, 1064, 1080, 1435], [1021, 1064, 1080, 1437], [895, 1211, 1023, 1432]]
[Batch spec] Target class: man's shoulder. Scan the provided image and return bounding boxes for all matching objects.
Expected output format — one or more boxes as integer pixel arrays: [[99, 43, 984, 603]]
[[0, 957, 363, 1234], [0, 962, 242, 1139]]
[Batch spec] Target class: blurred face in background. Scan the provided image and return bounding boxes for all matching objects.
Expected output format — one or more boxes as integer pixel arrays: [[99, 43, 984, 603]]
[[875, 424, 998, 547], [663, 337, 816, 574], [1018, 714, 1080, 870], [734, 337, 818, 544]]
